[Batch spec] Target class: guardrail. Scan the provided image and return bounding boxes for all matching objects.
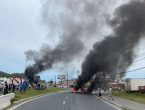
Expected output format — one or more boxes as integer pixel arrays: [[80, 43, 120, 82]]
[[0, 93, 15, 110]]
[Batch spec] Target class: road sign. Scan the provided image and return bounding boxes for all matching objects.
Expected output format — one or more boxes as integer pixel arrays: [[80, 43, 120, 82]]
[[12, 77, 22, 85], [57, 74, 66, 79]]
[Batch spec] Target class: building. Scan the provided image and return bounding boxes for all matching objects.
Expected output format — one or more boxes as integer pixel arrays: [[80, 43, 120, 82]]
[[62, 79, 76, 87], [56, 79, 76, 88], [109, 80, 125, 90], [0, 77, 12, 84]]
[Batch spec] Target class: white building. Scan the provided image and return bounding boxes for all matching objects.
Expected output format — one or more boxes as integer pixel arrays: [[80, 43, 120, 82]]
[[0, 77, 12, 84]]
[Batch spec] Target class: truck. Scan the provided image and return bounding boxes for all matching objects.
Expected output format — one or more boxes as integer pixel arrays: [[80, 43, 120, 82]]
[[125, 78, 145, 92]]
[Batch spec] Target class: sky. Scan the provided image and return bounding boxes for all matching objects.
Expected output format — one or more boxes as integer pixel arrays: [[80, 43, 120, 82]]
[[0, 0, 48, 76], [0, 0, 145, 81]]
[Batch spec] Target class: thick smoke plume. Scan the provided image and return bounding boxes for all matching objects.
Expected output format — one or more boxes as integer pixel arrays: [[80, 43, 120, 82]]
[[76, 0, 145, 91], [25, 0, 122, 81]]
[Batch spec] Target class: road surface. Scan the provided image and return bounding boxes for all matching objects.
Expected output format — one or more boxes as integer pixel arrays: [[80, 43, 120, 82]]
[[12, 92, 118, 110]]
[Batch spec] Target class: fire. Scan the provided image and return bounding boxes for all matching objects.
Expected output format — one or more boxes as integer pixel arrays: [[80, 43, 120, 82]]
[[71, 88, 77, 93]]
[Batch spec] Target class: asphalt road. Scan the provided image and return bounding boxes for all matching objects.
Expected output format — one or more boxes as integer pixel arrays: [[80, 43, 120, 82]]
[[12, 92, 118, 110]]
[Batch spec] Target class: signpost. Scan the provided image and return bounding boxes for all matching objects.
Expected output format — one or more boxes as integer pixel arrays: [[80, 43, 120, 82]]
[[57, 74, 66, 87], [12, 77, 22, 86], [57, 74, 66, 80]]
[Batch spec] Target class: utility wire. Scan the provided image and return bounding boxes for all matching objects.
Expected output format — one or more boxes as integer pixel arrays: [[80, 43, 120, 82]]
[[123, 52, 145, 65], [132, 56, 145, 64], [134, 51, 145, 58], [120, 66, 145, 74]]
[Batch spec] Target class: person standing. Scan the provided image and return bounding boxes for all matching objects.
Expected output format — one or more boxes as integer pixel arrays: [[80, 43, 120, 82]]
[[0, 84, 4, 94], [108, 87, 113, 100], [22, 81, 27, 94], [12, 84, 16, 92], [3, 81, 8, 95], [97, 88, 102, 100]]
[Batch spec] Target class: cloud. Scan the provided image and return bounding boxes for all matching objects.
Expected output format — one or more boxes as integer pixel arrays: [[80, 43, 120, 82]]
[[0, 0, 46, 73]]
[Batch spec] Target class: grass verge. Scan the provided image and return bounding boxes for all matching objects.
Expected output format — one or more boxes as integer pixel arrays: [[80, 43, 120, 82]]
[[113, 91, 145, 104], [11, 87, 64, 103]]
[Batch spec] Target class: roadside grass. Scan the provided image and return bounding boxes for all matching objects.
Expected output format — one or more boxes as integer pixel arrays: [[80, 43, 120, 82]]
[[113, 91, 145, 104], [11, 87, 64, 103]]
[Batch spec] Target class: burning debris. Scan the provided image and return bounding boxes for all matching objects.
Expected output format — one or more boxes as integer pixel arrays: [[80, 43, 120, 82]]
[[25, 0, 145, 92], [75, 0, 145, 92]]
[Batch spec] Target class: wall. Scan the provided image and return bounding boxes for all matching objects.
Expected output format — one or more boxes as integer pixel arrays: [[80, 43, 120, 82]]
[[0, 93, 15, 110]]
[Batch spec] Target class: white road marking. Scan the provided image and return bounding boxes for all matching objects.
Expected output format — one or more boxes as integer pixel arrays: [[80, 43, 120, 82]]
[[8, 92, 64, 110], [100, 99, 121, 110], [62, 101, 66, 105], [66, 96, 68, 99]]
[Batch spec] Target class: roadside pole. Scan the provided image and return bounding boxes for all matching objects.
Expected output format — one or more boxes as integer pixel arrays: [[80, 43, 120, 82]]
[[66, 73, 68, 88], [55, 75, 56, 86]]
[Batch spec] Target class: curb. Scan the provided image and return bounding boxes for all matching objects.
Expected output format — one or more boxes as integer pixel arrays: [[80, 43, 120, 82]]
[[14, 91, 64, 104], [5, 91, 64, 110], [101, 97, 122, 107], [101, 97, 132, 110]]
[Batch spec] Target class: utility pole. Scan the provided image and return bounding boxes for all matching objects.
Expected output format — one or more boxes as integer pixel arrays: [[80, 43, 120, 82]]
[[66, 73, 68, 88], [55, 75, 56, 86], [61, 78, 63, 87]]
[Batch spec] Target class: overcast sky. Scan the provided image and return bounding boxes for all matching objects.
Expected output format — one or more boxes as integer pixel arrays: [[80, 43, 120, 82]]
[[0, 0, 145, 81], [0, 0, 46, 74], [0, 0, 77, 81]]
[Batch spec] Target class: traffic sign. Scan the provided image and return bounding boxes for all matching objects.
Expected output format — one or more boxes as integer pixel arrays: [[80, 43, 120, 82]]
[[57, 74, 66, 79], [12, 77, 22, 85]]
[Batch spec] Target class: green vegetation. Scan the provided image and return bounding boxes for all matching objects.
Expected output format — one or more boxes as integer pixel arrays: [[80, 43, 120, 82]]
[[11, 87, 64, 103], [113, 91, 145, 104], [48, 80, 54, 86], [0, 71, 24, 78]]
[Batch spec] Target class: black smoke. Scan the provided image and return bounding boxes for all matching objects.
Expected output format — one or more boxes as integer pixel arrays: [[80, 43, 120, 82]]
[[24, 0, 121, 81], [75, 1, 145, 91]]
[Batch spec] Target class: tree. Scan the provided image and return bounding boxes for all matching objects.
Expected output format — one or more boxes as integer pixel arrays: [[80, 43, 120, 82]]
[[48, 80, 53, 86]]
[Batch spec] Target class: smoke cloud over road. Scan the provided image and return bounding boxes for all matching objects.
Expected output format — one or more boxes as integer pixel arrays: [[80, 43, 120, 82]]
[[25, 0, 122, 81], [76, 0, 145, 92]]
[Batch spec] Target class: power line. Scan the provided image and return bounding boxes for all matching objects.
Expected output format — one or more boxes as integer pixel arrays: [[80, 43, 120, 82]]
[[120, 66, 145, 74], [123, 53, 145, 65], [134, 51, 145, 58], [132, 56, 145, 64]]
